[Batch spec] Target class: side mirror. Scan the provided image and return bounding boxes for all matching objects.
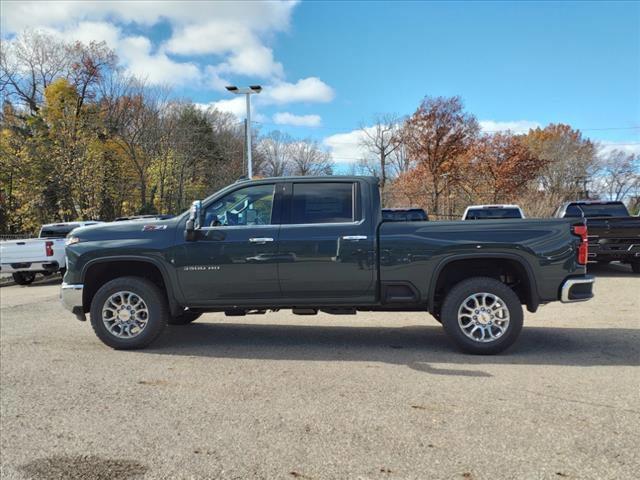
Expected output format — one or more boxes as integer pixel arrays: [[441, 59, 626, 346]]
[[185, 200, 202, 241]]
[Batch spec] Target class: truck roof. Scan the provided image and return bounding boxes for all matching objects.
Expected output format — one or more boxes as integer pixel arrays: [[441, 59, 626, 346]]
[[562, 200, 625, 206], [465, 204, 522, 209], [238, 175, 379, 185]]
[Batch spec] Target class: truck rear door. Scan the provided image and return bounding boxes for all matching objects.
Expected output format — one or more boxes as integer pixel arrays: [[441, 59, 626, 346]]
[[277, 180, 376, 303]]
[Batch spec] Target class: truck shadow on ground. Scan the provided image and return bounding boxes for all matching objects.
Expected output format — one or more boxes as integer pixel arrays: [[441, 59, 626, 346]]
[[147, 322, 640, 375], [588, 262, 636, 278]]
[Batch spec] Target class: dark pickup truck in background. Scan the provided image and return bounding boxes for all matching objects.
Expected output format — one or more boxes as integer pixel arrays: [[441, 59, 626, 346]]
[[554, 200, 640, 273], [61, 176, 594, 354]]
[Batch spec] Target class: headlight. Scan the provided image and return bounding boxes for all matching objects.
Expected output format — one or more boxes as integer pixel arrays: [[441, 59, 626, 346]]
[[65, 236, 81, 246]]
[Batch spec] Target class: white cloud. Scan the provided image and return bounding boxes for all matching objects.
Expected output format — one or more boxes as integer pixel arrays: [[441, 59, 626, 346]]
[[479, 120, 540, 134], [598, 141, 640, 157], [264, 78, 335, 104], [119, 36, 201, 85], [206, 97, 248, 118], [2, 1, 297, 35], [323, 128, 372, 163], [273, 112, 322, 127], [197, 97, 267, 123], [166, 20, 284, 79], [1, 0, 327, 95]]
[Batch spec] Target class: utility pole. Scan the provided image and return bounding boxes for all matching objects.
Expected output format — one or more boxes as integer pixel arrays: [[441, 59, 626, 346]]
[[225, 85, 262, 178]]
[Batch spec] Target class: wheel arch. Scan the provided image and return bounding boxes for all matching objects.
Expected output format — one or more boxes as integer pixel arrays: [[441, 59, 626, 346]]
[[81, 256, 180, 315], [428, 253, 540, 315]]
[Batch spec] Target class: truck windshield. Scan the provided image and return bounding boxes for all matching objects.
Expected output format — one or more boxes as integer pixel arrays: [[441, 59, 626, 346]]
[[466, 209, 522, 220], [576, 203, 629, 217]]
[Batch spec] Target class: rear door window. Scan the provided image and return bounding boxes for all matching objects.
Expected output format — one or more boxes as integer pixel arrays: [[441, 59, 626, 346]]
[[290, 183, 355, 224]]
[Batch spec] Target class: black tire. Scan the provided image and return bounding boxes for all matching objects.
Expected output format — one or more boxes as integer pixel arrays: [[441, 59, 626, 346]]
[[90, 276, 168, 350], [12, 272, 36, 285], [631, 262, 640, 274], [440, 277, 523, 355], [168, 310, 202, 325]]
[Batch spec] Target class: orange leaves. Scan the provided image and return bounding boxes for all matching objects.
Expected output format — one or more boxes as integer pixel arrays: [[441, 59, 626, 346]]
[[464, 132, 546, 202]]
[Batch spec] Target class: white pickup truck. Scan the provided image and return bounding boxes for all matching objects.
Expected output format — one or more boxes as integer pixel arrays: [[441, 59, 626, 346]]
[[1, 222, 101, 285]]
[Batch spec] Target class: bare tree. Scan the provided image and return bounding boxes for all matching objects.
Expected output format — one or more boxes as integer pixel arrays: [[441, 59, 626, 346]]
[[289, 140, 333, 176], [596, 150, 640, 201], [360, 115, 402, 192], [257, 130, 294, 177], [0, 30, 71, 113], [387, 140, 413, 177]]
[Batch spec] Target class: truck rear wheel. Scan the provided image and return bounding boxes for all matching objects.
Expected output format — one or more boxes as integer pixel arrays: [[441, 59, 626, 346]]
[[631, 262, 640, 274], [440, 277, 523, 355], [168, 310, 202, 325], [12, 272, 36, 285], [90, 276, 168, 350]]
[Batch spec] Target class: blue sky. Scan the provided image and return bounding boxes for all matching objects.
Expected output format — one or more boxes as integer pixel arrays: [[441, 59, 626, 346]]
[[2, 0, 639, 164]]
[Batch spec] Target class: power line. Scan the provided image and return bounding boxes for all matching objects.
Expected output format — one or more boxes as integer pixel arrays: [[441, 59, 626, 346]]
[[252, 120, 640, 134]]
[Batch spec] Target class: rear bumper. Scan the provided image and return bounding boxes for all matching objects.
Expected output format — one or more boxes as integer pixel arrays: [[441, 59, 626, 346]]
[[588, 241, 640, 261], [0, 261, 59, 273], [60, 283, 85, 320], [560, 275, 595, 303]]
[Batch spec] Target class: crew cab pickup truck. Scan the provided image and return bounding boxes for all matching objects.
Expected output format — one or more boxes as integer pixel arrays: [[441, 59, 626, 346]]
[[554, 200, 640, 273], [1, 221, 101, 284], [61, 176, 594, 354]]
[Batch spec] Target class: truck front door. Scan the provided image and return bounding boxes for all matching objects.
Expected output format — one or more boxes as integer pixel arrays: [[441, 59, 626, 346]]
[[175, 182, 283, 304], [277, 181, 376, 304]]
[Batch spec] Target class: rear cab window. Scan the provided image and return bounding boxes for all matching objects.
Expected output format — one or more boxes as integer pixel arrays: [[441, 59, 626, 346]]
[[465, 208, 522, 220], [576, 203, 629, 218], [39, 224, 80, 238]]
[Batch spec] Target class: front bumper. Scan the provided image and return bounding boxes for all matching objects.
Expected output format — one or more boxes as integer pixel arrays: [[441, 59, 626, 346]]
[[60, 283, 86, 320], [560, 275, 595, 303]]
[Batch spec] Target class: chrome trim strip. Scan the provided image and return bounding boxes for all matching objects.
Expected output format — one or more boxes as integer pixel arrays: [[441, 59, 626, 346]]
[[342, 235, 368, 240], [60, 283, 83, 312], [560, 276, 595, 303]]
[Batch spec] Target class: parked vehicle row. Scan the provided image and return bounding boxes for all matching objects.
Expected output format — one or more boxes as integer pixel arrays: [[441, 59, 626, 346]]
[[1, 216, 177, 284], [60, 176, 594, 354], [0, 222, 101, 285], [554, 200, 640, 273]]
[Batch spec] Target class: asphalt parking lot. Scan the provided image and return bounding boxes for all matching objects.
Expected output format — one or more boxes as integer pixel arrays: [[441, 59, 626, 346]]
[[1, 264, 639, 480]]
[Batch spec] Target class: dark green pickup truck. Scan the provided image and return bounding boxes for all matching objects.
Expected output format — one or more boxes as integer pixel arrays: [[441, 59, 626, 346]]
[[61, 176, 594, 354]]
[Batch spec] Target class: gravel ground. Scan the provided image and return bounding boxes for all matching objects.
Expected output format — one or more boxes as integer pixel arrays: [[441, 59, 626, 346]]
[[1, 264, 639, 480]]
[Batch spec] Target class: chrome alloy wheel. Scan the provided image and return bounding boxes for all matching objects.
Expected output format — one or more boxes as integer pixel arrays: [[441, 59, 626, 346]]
[[102, 291, 149, 339], [457, 292, 510, 343]]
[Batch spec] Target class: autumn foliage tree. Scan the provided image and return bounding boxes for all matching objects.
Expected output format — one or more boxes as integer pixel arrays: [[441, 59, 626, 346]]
[[397, 96, 479, 216], [463, 132, 545, 203]]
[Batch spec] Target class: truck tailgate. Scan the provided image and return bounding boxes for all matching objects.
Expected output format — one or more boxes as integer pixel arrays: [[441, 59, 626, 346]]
[[0, 239, 49, 264], [586, 217, 640, 259]]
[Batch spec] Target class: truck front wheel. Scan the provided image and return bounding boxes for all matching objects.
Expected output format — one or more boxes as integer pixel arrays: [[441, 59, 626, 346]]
[[90, 276, 168, 350], [440, 277, 523, 355]]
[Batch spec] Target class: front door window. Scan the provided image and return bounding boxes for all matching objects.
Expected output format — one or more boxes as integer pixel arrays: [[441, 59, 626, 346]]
[[204, 184, 275, 227]]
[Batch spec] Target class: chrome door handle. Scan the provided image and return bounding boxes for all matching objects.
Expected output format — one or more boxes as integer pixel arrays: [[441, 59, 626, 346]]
[[249, 237, 274, 243], [342, 235, 367, 241]]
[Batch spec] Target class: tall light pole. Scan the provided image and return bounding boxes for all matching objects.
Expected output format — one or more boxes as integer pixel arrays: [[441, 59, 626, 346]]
[[225, 85, 262, 178]]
